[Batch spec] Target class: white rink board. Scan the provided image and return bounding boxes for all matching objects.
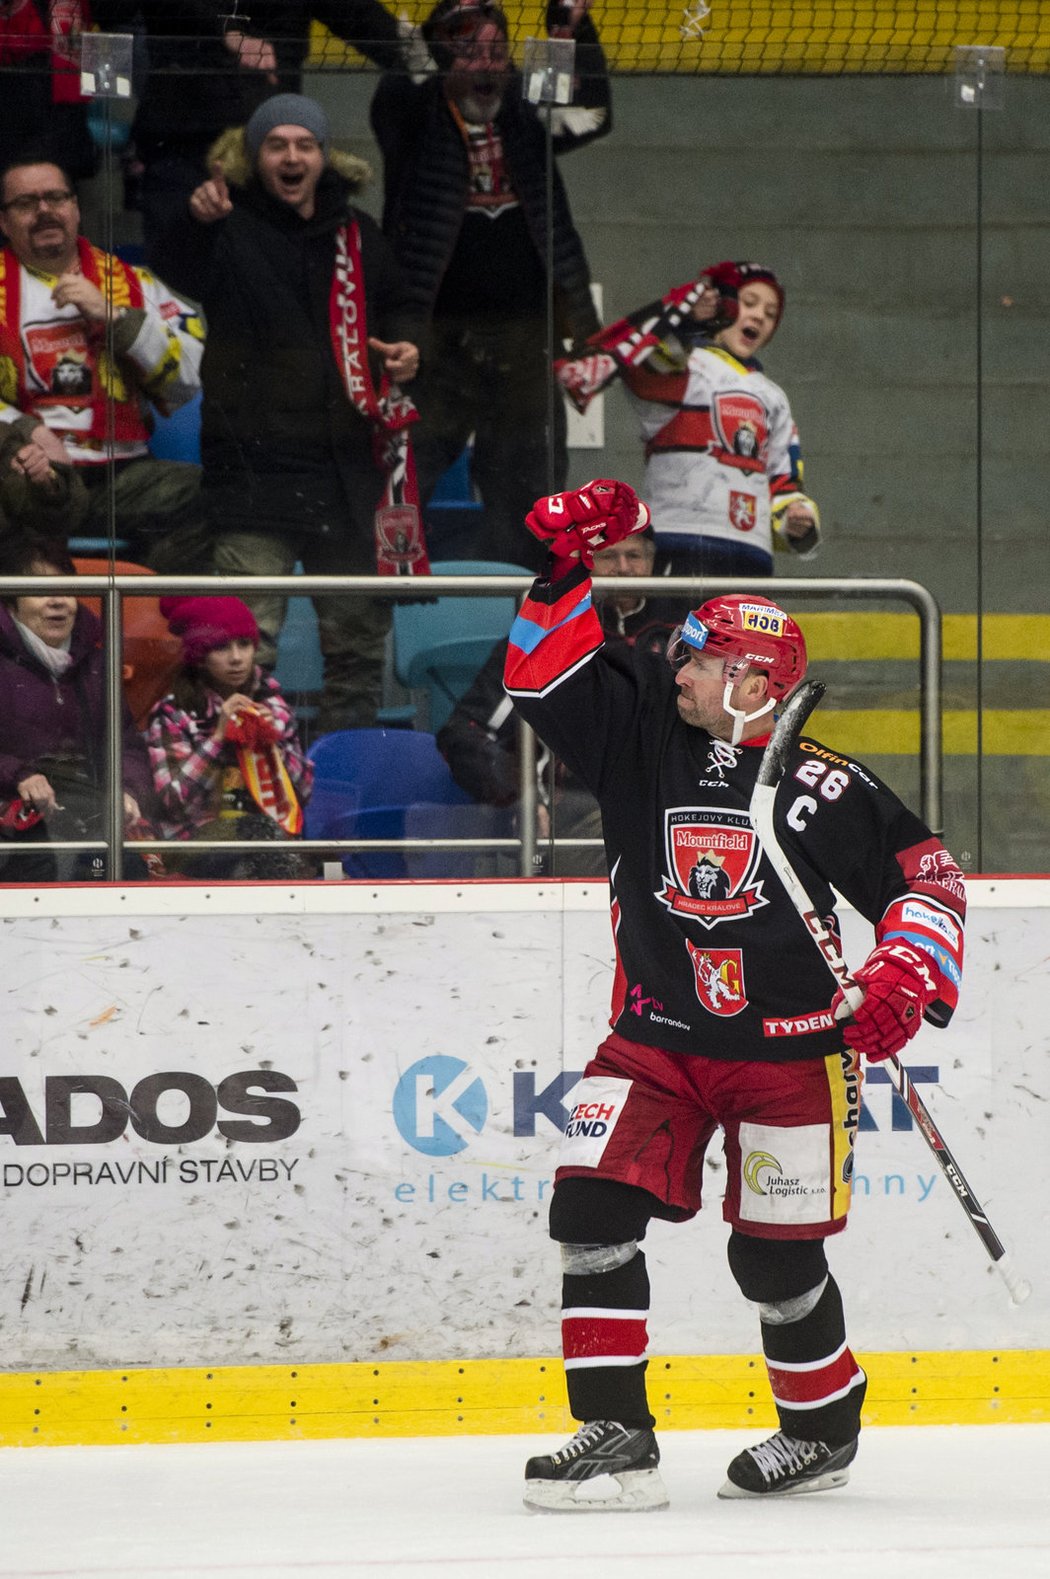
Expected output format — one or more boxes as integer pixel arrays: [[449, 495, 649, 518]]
[[0, 878, 1044, 1369]]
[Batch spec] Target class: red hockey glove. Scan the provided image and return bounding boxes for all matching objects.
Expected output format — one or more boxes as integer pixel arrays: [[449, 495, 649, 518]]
[[830, 941, 938, 1061], [525, 479, 651, 570]]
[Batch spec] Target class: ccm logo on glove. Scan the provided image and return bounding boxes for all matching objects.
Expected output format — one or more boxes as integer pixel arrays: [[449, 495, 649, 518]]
[[830, 941, 938, 1061]]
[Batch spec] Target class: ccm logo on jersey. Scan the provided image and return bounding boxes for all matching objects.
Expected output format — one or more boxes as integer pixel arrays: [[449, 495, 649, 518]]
[[763, 1010, 837, 1037]]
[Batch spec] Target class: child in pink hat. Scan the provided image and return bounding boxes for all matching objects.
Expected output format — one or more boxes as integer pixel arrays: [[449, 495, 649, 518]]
[[146, 594, 314, 877]]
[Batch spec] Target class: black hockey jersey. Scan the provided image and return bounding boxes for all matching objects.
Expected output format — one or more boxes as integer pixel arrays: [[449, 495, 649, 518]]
[[504, 564, 966, 1064]]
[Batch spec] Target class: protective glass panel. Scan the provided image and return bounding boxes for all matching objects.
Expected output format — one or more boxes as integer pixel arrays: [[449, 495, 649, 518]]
[[0, 8, 1044, 880]]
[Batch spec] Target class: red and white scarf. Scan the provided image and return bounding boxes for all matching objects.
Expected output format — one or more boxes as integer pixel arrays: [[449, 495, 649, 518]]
[[330, 222, 430, 579], [554, 278, 711, 415]]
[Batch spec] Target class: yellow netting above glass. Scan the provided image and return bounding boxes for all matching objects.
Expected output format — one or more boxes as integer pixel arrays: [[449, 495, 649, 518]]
[[309, 1, 1049, 75]]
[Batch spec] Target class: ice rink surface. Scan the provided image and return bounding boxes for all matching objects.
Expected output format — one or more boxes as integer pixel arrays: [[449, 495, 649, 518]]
[[4, 1424, 1048, 1579]]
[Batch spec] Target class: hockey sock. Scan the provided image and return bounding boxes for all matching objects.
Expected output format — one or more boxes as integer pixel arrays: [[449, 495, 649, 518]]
[[562, 1252, 654, 1428], [761, 1275, 866, 1445]]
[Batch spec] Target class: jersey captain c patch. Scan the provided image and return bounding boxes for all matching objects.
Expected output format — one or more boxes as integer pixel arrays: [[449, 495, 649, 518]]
[[656, 807, 768, 929]]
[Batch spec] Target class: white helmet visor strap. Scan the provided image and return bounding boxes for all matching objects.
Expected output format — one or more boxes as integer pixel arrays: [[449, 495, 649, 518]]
[[722, 677, 775, 746]]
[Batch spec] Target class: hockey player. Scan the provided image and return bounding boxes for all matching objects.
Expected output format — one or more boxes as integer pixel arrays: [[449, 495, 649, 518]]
[[504, 478, 966, 1511]]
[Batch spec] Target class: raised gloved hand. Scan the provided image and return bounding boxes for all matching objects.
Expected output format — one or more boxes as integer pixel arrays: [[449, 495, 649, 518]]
[[525, 478, 651, 570], [830, 941, 938, 1061]]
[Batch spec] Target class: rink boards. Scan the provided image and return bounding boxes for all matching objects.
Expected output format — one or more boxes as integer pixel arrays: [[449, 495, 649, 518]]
[[0, 878, 1045, 1446]]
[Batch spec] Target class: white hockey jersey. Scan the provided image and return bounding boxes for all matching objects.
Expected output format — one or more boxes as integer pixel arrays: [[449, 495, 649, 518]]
[[0, 241, 203, 467], [625, 343, 814, 567]]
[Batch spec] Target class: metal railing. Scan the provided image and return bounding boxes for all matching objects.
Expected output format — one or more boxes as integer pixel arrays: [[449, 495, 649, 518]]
[[0, 571, 942, 880]]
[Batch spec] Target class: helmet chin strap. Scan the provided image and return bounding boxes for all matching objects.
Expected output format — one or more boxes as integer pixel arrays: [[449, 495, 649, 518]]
[[722, 680, 775, 746]]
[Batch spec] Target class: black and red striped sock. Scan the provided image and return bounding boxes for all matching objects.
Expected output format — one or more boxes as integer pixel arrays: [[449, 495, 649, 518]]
[[561, 1253, 654, 1429], [761, 1275, 866, 1445]]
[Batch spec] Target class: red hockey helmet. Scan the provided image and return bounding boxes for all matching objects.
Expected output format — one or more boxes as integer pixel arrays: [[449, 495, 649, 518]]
[[668, 594, 807, 700]]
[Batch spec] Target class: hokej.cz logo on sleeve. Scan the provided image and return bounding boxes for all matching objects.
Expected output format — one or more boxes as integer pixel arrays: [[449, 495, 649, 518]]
[[656, 806, 768, 928]]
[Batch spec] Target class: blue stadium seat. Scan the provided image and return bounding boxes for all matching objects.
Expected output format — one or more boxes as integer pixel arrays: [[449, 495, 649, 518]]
[[149, 390, 202, 464], [391, 559, 531, 733], [427, 445, 480, 508], [274, 572, 323, 714], [422, 445, 490, 560], [304, 727, 512, 878]]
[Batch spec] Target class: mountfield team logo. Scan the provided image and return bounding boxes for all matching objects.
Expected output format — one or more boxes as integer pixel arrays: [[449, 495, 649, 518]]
[[656, 807, 768, 929], [393, 1056, 488, 1157]]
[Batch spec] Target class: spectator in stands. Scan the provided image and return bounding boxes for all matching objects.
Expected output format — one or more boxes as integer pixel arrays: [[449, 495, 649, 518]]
[[0, 532, 152, 881], [163, 93, 424, 733], [108, 0, 410, 270], [370, 0, 611, 568], [147, 594, 314, 879], [0, 153, 208, 570], [0, 0, 98, 185], [558, 260, 819, 587], [437, 524, 676, 875], [0, 411, 88, 537]]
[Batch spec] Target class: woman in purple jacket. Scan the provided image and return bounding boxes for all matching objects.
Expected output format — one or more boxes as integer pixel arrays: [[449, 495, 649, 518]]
[[0, 535, 152, 881]]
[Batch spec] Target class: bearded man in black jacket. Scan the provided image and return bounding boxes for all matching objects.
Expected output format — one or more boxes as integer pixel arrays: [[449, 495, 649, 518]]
[[370, 0, 611, 568]]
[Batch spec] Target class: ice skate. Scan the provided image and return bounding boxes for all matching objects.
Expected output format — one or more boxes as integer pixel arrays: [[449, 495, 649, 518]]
[[718, 1430, 857, 1498], [523, 1420, 669, 1512]]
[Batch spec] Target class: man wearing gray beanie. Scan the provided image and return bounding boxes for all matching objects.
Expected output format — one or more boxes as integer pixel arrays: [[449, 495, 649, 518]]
[[131, 0, 407, 272], [159, 94, 428, 734], [244, 94, 329, 163]]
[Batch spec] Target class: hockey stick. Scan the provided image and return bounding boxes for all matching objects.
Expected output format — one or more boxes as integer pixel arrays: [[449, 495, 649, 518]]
[[749, 679, 1031, 1306]]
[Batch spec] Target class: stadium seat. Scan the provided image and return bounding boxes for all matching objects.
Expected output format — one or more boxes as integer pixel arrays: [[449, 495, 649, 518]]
[[149, 390, 202, 464], [390, 559, 531, 733], [427, 445, 479, 508], [304, 727, 512, 878], [274, 569, 323, 721], [72, 556, 182, 728], [421, 445, 483, 561]]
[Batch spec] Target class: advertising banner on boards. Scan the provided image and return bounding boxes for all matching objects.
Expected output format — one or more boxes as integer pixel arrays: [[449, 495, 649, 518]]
[[0, 882, 1043, 1369]]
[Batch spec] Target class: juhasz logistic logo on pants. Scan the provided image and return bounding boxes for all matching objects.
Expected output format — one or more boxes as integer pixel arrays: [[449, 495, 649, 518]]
[[393, 1056, 488, 1156]]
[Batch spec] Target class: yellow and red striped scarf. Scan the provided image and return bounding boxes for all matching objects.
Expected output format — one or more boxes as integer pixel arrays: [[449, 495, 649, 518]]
[[0, 235, 149, 444]]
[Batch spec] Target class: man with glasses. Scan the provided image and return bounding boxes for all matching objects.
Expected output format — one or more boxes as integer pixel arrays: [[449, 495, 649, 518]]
[[0, 156, 207, 570]]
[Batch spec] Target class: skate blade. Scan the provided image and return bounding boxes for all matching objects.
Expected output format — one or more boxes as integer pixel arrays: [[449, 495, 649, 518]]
[[524, 1467, 669, 1514], [717, 1466, 851, 1500]]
